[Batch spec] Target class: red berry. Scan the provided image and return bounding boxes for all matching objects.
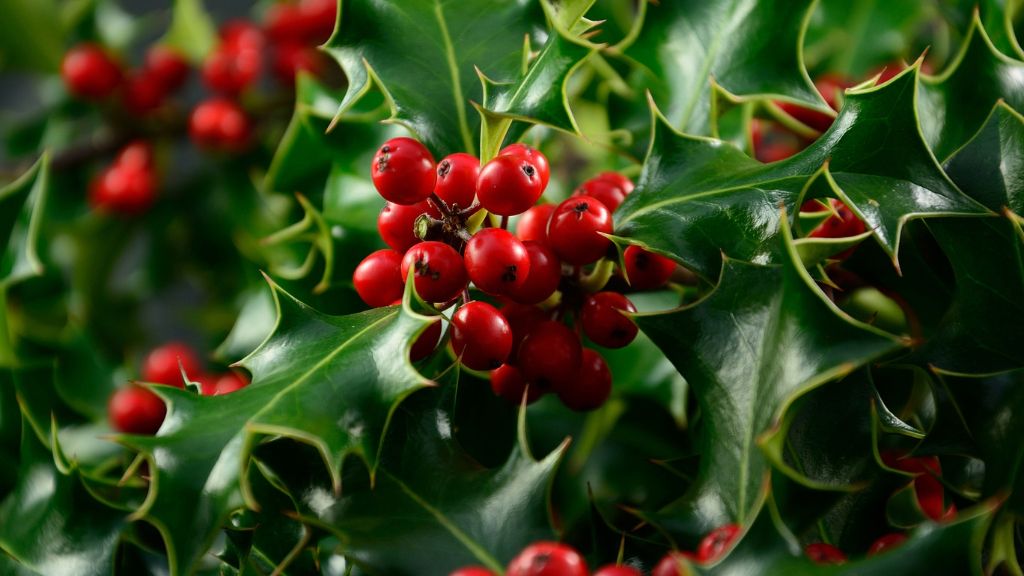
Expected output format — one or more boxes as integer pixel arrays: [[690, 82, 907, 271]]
[[477, 154, 545, 216], [108, 386, 166, 435], [867, 533, 907, 556], [507, 241, 561, 305], [506, 542, 587, 576], [516, 204, 555, 245], [804, 543, 847, 565], [548, 196, 613, 265], [800, 199, 831, 213], [297, 0, 337, 44], [372, 137, 437, 205], [450, 568, 497, 576], [400, 241, 467, 303], [142, 343, 202, 388], [220, 20, 265, 51], [144, 46, 189, 92], [593, 171, 634, 195], [89, 163, 156, 216], [808, 199, 866, 239], [116, 141, 154, 171], [502, 303, 548, 359], [271, 43, 324, 84], [353, 249, 405, 307], [557, 348, 611, 411], [697, 524, 741, 563], [499, 143, 550, 190], [213, 372, 249, 395], [62, 43, 122, 99], [490, 364, 542, 404], [265, 3, 306, 43], [121, 70, 166, 115], [464, 228, 531, 296], [189, 98, 252, 152], [652, 552, 697, 576], [575, 173, 633, 213], [377, 200, 435, 253], [202, 45, 261, 94], [195, 374, 219, 396], [594, 566, 642, 576], [623, 245, 676, 290], [914, 472, 946, 521], [581, 292, 638, 349], [410, 319, 443, 362], [777, 75, 850, 133], [435, 152, 480, 209], [518, 321, 582, 391], [450, 302, 512, 371]]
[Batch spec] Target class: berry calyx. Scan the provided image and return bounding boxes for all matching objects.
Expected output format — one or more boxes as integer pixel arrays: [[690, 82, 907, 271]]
[[464, 228, 531, 296], [623, 245, 676, 290], [581, 292, 638, 349], [652, 552, 697, 576], [353, 249, 405, 308], [506, 542, 587, 576], [400, 241, 467, 303], [518, 321, 582, 391], [804, 543, 847, 565], [594, 566, 642, 576], [189, 98, 252, 152], [450, 301, 513, 371], [378, 201, 435, 253], [556, 348, 611, 411], [697, 524, 741, 563], [142, 342, 202, 388], [435, 152, 480, 209], [507, 241, 561, 305], [108, 386, 166, 435], [476, 154, 545, 216], [410, 320, 443, 362], [500, 143, 550, 190], [516, 203, 555, 245], [867, 533, 907, 556], [372, 137, 437, 205], [548, 195, 613, 265], [490, 364, 542, 405], [62, 44, 123, 100]]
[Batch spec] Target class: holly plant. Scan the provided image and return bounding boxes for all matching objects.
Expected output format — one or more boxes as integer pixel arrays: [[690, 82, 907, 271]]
[[1, 0, 1023, 575]]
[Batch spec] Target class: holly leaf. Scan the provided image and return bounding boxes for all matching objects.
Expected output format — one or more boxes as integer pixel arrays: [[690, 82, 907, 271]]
[[0, 0, 62, 72], [633, 216, 902, 531], [618, 0, 825, 136], [943, 101, 1024, 216], [160, 0, 217, 65], [613, 67, 988, 281], [918, 13, 1024, 161], [124, 281, 435, 574], [1, 156, 48, 290]]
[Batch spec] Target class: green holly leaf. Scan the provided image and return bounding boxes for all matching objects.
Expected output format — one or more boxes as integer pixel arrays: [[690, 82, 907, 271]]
[[124, 281, 435, 575], [160, 0, 217, 65], [0, 0, 62, 72], [619, 0, 825, 136], [919, 13, 1024, 161], [0, 421, 126, 576], [634, 216, 901, 530], [614, 68, 987, 281], [1, 156, 48, 291], [944, 101, 1024, 216]]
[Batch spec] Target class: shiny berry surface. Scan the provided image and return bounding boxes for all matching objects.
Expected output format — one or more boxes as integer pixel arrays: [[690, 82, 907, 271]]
[[516, 203, 555, 245], [189, 98, 252, 151], [548, 196, 613, 265], [377, 200, 434, 253], [518, 321, 582, 391], [808, 199, 866, 239], [581, 292, 638, 349], [651, 552, 697, 576], [805, 543, 847, 565], [867, 533, 907, 556], [450, 301, 512, 371], [202, 45, 261, 94], [500, 143, 550, 190], [464, 228, 531, 296], [697, 524, 741, 563], [575, 174, 630, 212], [490, 363, 542, 405], [623, 245, 676, 290], [142, 342, 202, 388], [108, 386, 166, 435], [477, 154, 545, 216], [506, 542, 587, 576], [372, 137, 437, 205], [435, 152, 480, 209], [556, 348, 611, 411], [593, 566, 642, 576], [400, 241, 467, 303], [89, 163, 156, 216], [62, 44, 122, 99], [212, 372, 249, 395], [507, 241, 561, 305], [353, 249, 405, 308]]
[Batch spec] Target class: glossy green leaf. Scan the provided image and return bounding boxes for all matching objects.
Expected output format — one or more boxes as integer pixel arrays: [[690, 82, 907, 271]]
[[619, 0, 825, 136], [918, 14, 1024, 161], [634, 217, 901, 529], [124, 281, 435, 575], [0, 156, 48, 290], [614, 68, 987, 281], [160, 0, 217, 65], [944, 101, 1024, 216]]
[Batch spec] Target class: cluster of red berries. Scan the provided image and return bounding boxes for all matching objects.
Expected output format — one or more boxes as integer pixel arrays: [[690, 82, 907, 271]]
[[450, 541, 639, 576], [353, 137, 679, 411], [108, 342, 249, 435], [881, 451, 957, 522], [62, 43, 189, 115], [88, 141, 158, 215]]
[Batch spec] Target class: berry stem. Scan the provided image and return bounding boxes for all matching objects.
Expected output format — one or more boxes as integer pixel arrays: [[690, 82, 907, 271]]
[[500, 215, 509, 230], [430, 193, 456, 219]]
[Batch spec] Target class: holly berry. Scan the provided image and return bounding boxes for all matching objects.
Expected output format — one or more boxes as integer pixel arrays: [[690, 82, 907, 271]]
[[777, 75, 850, 133], [594, 566, 642, 576], [212, 372, 249, 395], [121, 71, 165, 116], [506, 542, 587, 576], [804, 543, 847, 565], [751, 119, 802, 163], [574, 172, 633, 212], [144, 46, 189, 92], [507, 241, 561, 305], [450, 302, 512, 371], [516, 204, 555, 245], [435, 152, 480, 209], [500, 143, 550, 190], [221, 20, 265, 51], [90, 160, 156, 216], [116, 141, 154, 170], [271, 43, 324, 84], [697, 524, 741, 563], [581, 292, 638, 349], [623, 245, 676, 290], [62, 43, 123, 100], [296, 0, 337, 43], [518, 321, 582, 390], [202, 44, 262, 94], [189, 98, 252, 152], [400, 241, 467, 303], [808, 199, 866, 239], [108, 386, 166, 435], [378, 201, 435, 253], [490, 364, 542, 405], [548, 195, 613, 265], [464, 228, 531, 296], [142, 342, 202, 388], [502, 303, 548, 359], [867, 533, 907, 556], [652, 552, 697, 576], [449, 568, 497, 576], [353, 249, 405, 307], [476, 154, 545, 216], [265, 3, 306, 42], [556, 348, 611, 411], [410, 319, 443, 362], [372, 137, 437, 205]]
